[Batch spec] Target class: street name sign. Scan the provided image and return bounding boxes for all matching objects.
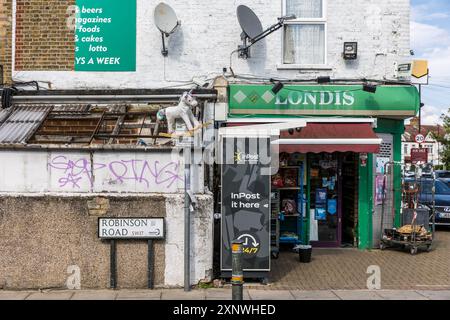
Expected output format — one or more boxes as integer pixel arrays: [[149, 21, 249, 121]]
[[98, 217, 164, 239]]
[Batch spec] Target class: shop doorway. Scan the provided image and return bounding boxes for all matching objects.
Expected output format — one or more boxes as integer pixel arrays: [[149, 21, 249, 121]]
[[309, 153, 359, 248], [309, 153, 341, 247], [341, 153, 359, 247]]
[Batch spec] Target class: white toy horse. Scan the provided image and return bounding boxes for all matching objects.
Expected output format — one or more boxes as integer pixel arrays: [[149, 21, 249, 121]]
[[157, 90, 201, 136]]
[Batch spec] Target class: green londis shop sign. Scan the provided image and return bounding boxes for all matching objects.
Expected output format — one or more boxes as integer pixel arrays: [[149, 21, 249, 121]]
[[229, 85, 420, 118], [74, 0, 136, 71]]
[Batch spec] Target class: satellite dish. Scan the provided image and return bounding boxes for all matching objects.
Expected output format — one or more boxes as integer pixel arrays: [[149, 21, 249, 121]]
[[154, 3, 181, 56], [237, 5, 263, 41], [236, 5, 296, 59]]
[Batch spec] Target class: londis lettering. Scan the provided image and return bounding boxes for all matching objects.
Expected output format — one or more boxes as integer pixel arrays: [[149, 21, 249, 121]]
[[275, 91, 355, 107]]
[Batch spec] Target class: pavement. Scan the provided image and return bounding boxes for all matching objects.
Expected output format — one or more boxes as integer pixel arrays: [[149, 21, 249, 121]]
[[1, 289, 450, 300], [1, 231, 448, 299], [267, 230, 450, 290]]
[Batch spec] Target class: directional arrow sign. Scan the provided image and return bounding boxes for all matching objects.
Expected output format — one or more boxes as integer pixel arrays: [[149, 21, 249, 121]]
[[238, 234, 260, 247], [149, 229, 161, 236]]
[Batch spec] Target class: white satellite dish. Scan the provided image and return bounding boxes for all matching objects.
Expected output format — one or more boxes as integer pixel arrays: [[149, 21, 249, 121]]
[[154, 3, 181, 56], [237, 5, 264, 41], [236, 5, 295, 59]]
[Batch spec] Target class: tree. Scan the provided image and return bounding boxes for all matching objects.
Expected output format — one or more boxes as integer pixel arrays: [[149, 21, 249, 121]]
[[434, 110, 450, 168]]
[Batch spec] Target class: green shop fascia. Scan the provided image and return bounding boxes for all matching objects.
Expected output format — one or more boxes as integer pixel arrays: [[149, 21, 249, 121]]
[[224, 84, 420, 250]]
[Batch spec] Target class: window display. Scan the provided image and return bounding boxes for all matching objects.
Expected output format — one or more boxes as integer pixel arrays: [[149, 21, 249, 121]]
[[309, 153, 339, 244], [271, 152, 307, 245]]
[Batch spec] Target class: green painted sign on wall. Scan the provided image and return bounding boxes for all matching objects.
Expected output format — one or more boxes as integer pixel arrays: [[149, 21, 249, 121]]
[[229, 85, 420, 118], [74, 0, 136, 71]]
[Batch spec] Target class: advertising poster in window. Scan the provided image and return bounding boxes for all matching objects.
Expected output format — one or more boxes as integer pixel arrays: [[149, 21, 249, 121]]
[[74, 0, 136, 71], [221, 137, 271, 272], [375, 175, 385, 206]]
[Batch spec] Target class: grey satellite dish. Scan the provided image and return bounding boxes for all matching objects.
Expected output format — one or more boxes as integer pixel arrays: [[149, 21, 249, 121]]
[[154, 3, 181, 56], [236, 5, 296, 59], [237, 5, 263, 41]]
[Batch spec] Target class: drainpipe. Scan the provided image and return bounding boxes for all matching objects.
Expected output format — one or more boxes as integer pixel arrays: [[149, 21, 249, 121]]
[[184, 146, 191, 292]]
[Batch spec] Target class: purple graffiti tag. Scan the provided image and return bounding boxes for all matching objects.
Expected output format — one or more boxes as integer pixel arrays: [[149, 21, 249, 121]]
[[123, 160, 150, 188], [48, 156, 94, 188], [48, 156, 184, 190], [105, 160, 148, 188], [146, 160, 184, 188], [108, 161, 128, 184]]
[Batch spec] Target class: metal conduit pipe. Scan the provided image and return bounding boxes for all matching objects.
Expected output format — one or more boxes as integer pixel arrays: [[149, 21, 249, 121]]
[[12, 94, 217, 105]]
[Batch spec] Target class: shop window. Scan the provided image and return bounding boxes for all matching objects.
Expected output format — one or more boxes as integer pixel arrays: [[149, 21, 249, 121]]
[[282, 0, 327, 66]]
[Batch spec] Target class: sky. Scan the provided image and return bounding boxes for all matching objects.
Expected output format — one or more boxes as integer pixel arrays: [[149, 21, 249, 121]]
[[411, 0, 450, 125]]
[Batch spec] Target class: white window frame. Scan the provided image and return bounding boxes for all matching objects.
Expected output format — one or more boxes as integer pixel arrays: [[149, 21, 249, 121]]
[[279, 0, 329, 69]]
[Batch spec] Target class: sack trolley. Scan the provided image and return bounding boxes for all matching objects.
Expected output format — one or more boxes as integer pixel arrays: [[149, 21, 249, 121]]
[[379, 162, 435, 255]]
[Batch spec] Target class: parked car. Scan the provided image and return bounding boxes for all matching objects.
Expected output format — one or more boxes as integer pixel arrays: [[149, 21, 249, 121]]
[[403, 171, 415, 178], [434, 170, 450, 187], [420, 165, 434, 178], [404, 178, 450, 226]]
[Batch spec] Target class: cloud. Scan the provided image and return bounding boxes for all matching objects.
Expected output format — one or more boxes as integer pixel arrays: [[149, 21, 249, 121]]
[[411, 2, 450, 122], [410, 21, 450, 53], [412, 8, 449, 22], [421, 105, 444, 125], [423, 46, 450, 78], [411, 1, 450, 22]]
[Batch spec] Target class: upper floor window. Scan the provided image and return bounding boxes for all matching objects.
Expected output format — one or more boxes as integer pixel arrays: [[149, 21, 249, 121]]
[[283, 0, 327, 66]]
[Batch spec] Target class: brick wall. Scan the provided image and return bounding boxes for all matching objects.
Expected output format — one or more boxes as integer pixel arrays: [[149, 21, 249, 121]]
[[32, 113, 147, 145], [15, 0, 75, 71], [0, 0, 12, 83]]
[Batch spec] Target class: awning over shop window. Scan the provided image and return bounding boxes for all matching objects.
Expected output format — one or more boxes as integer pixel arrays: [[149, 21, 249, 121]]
[[275, 123, 382, 154]]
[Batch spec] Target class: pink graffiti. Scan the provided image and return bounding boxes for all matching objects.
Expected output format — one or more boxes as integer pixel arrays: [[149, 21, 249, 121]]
[[48, 156, 183, 190]]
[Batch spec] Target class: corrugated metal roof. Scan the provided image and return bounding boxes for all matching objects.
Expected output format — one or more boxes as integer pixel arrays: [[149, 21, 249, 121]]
[[0, 108, 12, 123], [0, 106, 52, 144]]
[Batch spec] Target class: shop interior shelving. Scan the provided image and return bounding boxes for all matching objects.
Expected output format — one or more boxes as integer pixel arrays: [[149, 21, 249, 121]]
[[272, 162, 306, 245]]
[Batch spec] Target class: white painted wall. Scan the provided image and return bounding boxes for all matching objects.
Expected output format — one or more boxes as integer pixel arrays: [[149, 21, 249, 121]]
[[0, 149, 185, 193], [0, 149, 213, 287], [164, 194, 214, 286], [11, 0, 411, 89]]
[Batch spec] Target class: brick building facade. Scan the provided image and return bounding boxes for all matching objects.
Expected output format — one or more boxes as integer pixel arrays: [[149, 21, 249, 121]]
[[0, 0, 12, 83], [1, 0, 411, 89], [14, 0, 75, 71], [0, 0, 418, 289]]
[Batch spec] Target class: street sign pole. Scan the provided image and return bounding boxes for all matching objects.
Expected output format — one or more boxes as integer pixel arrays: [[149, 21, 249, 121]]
[[419, 84, 422, 137], [148, 239, 154, 289], [110, 240, 117, 289], [98, 218, 165, 290]]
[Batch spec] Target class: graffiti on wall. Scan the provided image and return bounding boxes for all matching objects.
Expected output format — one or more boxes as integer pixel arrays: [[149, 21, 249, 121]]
[[48, 155, 183, 190]]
